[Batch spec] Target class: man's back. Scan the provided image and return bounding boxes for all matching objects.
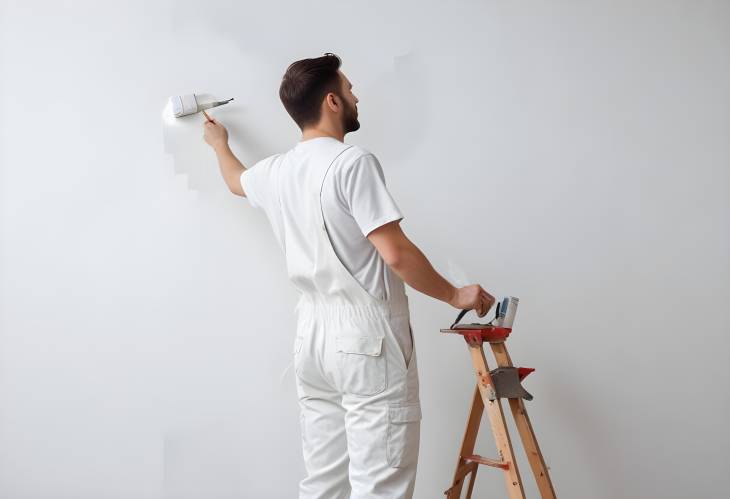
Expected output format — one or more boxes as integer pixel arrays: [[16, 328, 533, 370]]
[[241, 137, 404, 301]]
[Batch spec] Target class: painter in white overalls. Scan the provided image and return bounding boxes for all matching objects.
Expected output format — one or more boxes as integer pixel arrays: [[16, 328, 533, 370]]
[[241, 136, 421, 498], [205, 55, 490, 498]]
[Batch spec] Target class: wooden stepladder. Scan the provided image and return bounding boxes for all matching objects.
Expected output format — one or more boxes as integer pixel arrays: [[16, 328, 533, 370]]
[[441, 312, 556, 498]]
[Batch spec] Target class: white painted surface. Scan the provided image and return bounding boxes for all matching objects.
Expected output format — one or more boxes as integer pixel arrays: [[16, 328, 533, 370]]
[[0, 1, 728, 497]]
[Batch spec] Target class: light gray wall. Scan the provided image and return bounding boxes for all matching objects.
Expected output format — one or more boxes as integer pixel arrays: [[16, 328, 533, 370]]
[[1, 1, 728, 497]]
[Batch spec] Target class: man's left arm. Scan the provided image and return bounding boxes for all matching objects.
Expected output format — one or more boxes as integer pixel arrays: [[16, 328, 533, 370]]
[[203, 114, 247, 197]]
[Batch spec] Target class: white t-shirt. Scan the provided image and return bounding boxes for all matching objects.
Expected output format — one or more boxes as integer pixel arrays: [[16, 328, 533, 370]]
[[240, 137, 404, 301]]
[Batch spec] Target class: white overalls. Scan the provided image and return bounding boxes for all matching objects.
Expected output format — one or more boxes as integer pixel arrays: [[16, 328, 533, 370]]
[[281, 139, 422, 498]]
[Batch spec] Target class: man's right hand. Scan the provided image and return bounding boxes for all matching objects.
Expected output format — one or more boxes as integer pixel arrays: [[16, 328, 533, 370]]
[[202, 111, 229, 152], [449, 284, 495, 317]]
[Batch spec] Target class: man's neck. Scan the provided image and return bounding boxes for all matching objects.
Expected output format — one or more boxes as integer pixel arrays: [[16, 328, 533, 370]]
[[301, 126, 344, 143]]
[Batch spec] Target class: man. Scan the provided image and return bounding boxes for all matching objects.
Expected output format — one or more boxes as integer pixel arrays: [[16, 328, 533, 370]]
[[203, 52, 494, 499]]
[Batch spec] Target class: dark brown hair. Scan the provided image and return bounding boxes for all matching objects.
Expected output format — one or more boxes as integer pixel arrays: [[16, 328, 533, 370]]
[[279, 52, 343, 130]]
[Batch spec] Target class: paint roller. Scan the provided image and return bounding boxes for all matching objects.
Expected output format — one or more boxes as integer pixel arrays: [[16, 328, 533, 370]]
[[169, 94, 234, 118]]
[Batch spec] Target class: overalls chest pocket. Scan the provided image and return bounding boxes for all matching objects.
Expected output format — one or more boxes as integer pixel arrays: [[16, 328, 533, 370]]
[[334, 335, 387, 396]]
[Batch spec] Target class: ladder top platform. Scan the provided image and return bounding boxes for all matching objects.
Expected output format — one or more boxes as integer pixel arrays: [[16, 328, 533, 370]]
[[440, 324, 512, 342]]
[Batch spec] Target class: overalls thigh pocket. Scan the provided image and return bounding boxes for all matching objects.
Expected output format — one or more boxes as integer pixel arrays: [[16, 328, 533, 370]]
[[386, 401, 422, 467]]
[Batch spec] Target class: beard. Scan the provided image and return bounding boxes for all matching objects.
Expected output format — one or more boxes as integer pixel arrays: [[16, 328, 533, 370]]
[[342, 99, 360, 133]]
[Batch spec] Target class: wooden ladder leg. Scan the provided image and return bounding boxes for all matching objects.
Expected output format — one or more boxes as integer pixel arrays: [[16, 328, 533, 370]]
[[469, 342, 526, 499], [490, 341, 557, 499], [445, 384, 483, 498], [465, 464, 478, 498]]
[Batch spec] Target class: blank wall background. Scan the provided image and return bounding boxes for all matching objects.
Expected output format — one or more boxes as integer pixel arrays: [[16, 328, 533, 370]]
[[1, 1, 728, 498]]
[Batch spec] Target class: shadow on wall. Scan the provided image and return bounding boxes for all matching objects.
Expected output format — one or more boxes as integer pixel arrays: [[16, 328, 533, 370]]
[[357, 49, 433, 162], [547, 368, 624, 497]]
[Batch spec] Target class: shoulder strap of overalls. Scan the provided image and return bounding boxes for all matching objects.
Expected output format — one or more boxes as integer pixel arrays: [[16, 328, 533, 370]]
[[273, 140, 354, 256], [317, 141, 354, 198]]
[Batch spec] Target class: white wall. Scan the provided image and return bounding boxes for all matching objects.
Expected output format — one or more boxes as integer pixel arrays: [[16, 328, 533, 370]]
[[1, 1, 728, 497]]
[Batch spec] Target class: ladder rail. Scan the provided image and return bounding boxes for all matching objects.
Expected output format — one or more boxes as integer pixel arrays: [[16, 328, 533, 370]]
[[445, 385, 484, 498], [490, 342, 557, 498], [470, 343, 526, 499]]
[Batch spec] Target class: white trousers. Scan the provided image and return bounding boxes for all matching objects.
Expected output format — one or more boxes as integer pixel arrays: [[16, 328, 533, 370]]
[[293, 302, 421, 499]]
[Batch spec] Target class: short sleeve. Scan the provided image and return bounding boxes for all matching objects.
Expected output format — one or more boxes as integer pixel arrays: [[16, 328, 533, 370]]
[[341, 154, 404, 237], [240, 158, 270, 209]]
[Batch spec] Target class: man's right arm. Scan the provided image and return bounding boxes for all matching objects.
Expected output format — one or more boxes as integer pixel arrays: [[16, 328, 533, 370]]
[[367, 221, 494, 316]]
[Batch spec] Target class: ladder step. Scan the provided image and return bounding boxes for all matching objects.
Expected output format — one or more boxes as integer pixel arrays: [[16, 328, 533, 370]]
[[463, 454, 510, 469]]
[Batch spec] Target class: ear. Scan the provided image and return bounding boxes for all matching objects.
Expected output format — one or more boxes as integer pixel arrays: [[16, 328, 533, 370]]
[[325, 92, 341, 113]]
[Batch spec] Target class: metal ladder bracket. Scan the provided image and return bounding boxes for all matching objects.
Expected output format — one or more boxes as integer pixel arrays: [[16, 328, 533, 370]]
[[488, 366, 534, 401]]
